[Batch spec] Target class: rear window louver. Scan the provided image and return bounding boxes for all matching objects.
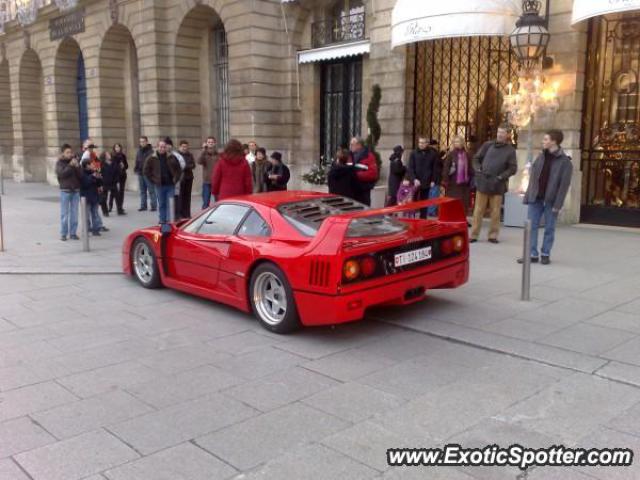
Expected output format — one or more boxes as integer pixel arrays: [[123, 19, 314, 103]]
[[309, 259, 331, 287], [279, 197, 367, 228]]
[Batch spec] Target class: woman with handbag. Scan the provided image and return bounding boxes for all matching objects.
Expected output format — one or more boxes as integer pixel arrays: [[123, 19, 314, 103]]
[[442, 135, 473, 214]]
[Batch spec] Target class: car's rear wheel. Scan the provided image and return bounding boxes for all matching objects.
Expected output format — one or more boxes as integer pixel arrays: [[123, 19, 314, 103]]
[[131, 238, 161, 289], [250, 263, 300, 334]]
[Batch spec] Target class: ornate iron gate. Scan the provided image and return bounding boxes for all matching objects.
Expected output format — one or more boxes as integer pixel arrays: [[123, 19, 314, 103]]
[[581, 14, 640, 227], [413, 37, 519, 154]]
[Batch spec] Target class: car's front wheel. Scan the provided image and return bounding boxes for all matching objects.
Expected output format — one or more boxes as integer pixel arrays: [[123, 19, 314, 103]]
[[250, 263, 300, 334], [131, 238, 161, 289]]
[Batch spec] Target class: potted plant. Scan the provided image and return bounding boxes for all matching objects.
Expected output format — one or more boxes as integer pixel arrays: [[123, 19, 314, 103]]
[[301, 157, 328, 192]]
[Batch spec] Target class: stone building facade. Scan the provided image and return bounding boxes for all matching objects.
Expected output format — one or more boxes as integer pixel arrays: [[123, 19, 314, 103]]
[[0, 0, 637, 226]]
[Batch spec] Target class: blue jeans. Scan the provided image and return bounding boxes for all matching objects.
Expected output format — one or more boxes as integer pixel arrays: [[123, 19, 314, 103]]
[[138, 174, 157, 210], [528, 200, 558, 258], [60, 191, 79, 237], [202, 182, 213, 209], [87, 202, 101, 233], [157, 184, 176, 224], [419, 185, 441, 218]]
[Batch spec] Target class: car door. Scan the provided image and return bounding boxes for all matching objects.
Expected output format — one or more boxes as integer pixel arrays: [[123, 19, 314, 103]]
[[168, 204, 251, 291], [217, 209, 272, 299]]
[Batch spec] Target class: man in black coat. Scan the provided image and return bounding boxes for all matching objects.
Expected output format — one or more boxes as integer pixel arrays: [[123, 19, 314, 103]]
[[264, 152, 290, 191], [328, 148, 358, 201], [177, 140, 196, 219], [134, 136, 156, 211], [407, 137, 441, 218]]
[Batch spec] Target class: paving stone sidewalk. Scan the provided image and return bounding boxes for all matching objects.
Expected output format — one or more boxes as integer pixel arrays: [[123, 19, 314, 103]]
[[0, 180, 639, 480]]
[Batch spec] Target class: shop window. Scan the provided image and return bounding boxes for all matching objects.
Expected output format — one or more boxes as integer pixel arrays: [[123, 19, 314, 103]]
[[581, 14, 640, 227]]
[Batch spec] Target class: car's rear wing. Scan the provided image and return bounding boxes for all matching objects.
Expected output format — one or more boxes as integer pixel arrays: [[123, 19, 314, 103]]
[[339, 197, 467, 223], [306, 197, 467, 254]]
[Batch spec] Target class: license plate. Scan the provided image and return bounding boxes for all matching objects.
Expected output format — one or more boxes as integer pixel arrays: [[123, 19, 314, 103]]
[[394, 247, 432, 267]]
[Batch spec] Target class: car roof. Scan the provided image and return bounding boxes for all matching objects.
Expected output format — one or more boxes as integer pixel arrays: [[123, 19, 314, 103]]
[[230, 190, 336, 208]]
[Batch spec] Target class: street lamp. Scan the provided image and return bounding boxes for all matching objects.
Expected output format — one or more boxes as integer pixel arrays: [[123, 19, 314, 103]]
[[15, 0, 38, 26], [510, 0, 550, 72]]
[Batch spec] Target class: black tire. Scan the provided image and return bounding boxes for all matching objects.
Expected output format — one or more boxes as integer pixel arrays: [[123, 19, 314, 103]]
[[130, 238, 162, 289], [249, 263, 300, 334]]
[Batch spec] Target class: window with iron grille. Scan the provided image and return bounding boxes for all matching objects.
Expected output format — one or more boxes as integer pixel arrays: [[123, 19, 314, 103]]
[[320, 58, 362, 164], [214, 26, 230, 145], [312, 0, 365, 48], [412, 37, 518, 153]]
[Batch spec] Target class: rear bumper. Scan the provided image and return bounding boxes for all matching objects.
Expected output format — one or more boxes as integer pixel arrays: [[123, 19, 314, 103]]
[[294, 259, 469, 326]]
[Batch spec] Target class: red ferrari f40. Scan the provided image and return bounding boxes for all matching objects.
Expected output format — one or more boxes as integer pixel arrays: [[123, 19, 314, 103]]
[[123, 192, 469, 333]]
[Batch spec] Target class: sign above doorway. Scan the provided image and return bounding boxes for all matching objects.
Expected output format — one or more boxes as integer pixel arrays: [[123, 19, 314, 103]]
[[49, 7, 85, 41], [572, 0, 640, 24]]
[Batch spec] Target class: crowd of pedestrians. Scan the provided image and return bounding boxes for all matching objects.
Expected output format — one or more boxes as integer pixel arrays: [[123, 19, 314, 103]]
[[56, 136, 290, 240], [327, 125, 572, 265], [326, 136, 379, 206]]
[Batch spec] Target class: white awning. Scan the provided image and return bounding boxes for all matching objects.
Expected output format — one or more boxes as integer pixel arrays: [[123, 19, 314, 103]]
[[571, 0, 640, 24], [391, 0, 522, 48], [298, 40, 370, 64]]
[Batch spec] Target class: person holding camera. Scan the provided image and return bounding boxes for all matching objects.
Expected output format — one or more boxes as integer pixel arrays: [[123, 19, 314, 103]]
[[56, 144, 83, 241]]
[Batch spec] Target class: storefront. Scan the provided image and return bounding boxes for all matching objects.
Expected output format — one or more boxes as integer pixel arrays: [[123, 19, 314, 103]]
[[574, 1, 640, 227], [393, 1, 522, 152]]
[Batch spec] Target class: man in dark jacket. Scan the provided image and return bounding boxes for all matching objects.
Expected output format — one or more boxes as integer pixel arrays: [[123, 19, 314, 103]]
[[407, 137, 441, 218], [470, 126, 517, 243], [518, 129, 573, 265], [80, 158, 105, 236], [328, 148, 358, 200], [55, 144, 83, 241], [177, 140, 196, 219], [143, 139, 182, 225], [134, 136, 156, 212], [198, 137, 218, 209], [264, 152, 290, 191], [100, 152, 119, 217]]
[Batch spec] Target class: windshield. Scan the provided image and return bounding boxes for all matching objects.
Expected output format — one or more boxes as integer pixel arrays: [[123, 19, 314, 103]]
[[278, 196, 408, 238]]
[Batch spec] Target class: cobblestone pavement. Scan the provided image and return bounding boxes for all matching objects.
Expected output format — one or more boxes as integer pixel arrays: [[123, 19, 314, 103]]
[[0, 181, 639, 479]]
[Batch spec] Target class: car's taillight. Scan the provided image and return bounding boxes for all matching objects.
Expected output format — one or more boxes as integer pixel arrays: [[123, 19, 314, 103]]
[[360, 256, 377, 278], [343, 256, 380, 283], [440, 238, 453, 256], [343, 259, 361, 281], [452, 235, 465, 253]]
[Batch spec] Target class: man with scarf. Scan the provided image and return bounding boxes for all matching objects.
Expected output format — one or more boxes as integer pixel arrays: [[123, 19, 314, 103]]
[[349, 137, 378, 206]]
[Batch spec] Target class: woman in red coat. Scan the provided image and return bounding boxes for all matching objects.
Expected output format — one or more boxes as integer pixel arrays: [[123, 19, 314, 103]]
[[211, 139, 253, 200]]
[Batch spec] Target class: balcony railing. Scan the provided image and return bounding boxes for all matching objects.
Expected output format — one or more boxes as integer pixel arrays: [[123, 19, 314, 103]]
[[311, 12, 366, 48]]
